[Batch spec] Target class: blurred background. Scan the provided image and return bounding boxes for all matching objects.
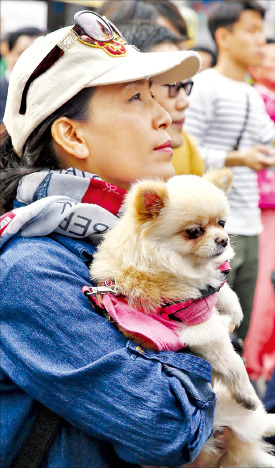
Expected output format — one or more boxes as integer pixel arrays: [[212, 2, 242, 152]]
[[1, 0, 274, 48]]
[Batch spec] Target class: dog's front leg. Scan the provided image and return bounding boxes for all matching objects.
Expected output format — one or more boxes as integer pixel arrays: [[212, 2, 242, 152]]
[[216, 282, 243, 327], [179, 311, 260, 410]]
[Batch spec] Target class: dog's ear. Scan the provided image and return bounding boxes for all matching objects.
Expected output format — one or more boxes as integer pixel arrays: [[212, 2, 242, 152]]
[[203, 168, 233, 195], [134, 181, 168, 220]]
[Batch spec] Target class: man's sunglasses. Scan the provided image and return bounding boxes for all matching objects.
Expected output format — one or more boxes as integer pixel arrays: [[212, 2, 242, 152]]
[[19, 10, 122, 115], [164, 80, 194, 98]]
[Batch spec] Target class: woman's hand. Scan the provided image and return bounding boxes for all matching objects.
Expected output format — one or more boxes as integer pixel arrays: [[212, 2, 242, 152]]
[[182, 427, 233, 467], [141, 426, 233, 468]]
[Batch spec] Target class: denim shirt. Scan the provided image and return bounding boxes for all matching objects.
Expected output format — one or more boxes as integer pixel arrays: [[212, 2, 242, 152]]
[[1, 233, 216, 467]]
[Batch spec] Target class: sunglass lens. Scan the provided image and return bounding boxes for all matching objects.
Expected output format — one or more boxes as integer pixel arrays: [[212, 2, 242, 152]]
[[184, 82, 193, 96], [76, 12, 113, 42], [169, 84, 178, 98], [165, 80, 193, 98]]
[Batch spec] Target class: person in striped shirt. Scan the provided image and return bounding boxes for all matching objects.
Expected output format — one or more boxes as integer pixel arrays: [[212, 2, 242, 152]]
[[184, 0, 275, 341]]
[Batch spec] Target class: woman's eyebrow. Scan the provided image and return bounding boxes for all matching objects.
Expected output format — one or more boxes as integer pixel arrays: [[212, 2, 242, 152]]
[[121, 79, 151, 90]]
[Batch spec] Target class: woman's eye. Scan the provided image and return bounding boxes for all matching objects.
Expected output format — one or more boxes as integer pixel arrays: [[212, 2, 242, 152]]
[[186, 227, 204, 239], [129, 93, 141, 101], [219, 220, 225, 228], [151, 92, 155, 99]]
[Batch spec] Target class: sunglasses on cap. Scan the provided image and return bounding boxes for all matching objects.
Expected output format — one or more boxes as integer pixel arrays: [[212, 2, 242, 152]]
[[19, 10, 125, 115], [164, 80, 194, 98]]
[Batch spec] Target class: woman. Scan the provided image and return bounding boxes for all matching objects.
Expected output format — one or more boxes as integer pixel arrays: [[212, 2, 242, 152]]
[[117, 20, 205, 176], [0, 11, 231, 467]]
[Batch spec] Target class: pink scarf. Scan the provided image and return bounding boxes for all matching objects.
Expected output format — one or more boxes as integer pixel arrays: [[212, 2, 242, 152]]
[[84, 262, 230, 351]]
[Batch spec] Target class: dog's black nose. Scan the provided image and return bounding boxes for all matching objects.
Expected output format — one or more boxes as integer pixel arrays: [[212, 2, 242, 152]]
[[215, 236, 228, 248]]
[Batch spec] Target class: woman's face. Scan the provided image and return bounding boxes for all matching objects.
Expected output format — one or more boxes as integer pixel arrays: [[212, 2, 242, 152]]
[[149, 43, 190, 149], [78, 80, 174, 190]]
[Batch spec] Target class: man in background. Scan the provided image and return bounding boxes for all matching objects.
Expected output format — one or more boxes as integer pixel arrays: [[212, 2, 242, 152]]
[[184, 1, 275, 342], [0, 27, 44, 121]]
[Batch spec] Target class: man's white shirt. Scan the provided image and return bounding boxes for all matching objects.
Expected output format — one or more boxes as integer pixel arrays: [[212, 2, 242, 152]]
[[184, 68, 275, 235]]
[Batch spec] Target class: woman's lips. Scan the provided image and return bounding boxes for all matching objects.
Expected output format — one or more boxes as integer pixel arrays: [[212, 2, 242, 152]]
[[172, 118, 185, 129], [154, 140, 173, 155]]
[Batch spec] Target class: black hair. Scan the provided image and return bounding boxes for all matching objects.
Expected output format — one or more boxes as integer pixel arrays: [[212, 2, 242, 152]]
[[4, 27, 45, 51], [98, 1, 158, 24], [0, 87, 95, 214], [208, 1, 265, 42], [99, 0, 188, 40], [147, 0, 189, 40], [118, 20, 184, 52], [193, 46, 217, 67]]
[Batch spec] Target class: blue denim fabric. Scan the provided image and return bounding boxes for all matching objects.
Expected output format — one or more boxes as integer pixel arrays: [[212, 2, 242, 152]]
[[1, 234, 216, 467], [263, 369, 275, 413]]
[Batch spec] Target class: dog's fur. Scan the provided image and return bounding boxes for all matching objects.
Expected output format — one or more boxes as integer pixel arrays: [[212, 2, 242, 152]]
[[90, 169, 275, 467]]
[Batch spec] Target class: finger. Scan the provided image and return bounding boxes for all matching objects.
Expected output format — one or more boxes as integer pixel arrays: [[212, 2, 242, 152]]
[[96, 293, 104, 306], [257, 155, 275, 169], [254, 144, 272, 155], [213, 426, 233, 453]]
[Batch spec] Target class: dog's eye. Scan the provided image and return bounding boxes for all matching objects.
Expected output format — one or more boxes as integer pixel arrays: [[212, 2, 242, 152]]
[[186, 227, 204, 239], [218, 220, 226, 228]]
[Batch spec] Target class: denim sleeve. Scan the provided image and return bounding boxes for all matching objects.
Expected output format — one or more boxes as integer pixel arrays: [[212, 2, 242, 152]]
[[1, 236, 216, 466]]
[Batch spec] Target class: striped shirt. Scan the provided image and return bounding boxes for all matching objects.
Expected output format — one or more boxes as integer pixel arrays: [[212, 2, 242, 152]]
[[184, 68, 275, 235]]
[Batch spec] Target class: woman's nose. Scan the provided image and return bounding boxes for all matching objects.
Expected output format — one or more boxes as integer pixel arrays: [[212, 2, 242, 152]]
[[153, 101, 172, 130], [176, 89, 189, 111]]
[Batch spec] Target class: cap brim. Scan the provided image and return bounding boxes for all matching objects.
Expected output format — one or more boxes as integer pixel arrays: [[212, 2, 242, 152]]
[[90, 48, 201, 86]]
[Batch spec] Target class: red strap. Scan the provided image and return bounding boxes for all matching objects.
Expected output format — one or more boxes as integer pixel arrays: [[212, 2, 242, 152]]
[[81, 179, 126, 216]]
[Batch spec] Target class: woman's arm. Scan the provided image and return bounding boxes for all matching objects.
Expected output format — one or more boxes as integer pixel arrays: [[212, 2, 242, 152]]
[[1, 235, 216, 466]]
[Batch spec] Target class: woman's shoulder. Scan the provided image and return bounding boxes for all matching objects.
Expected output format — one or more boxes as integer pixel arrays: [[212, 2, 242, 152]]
[[1, 235, 96, 306], [1, 236, 58, 272], [172, 133, 204, 176], [1, 234, 96, 268]]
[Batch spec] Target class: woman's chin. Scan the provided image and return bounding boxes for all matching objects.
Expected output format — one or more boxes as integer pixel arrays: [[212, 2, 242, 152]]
[[163, 165, 176, 181]]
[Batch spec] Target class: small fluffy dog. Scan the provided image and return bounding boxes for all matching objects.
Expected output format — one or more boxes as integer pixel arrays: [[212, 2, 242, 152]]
[[90, 169, 275, 467]]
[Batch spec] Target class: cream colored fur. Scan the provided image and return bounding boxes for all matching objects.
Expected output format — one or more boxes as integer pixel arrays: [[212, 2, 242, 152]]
[[90, 169, 275, 466], [208, 382, 275, 467]]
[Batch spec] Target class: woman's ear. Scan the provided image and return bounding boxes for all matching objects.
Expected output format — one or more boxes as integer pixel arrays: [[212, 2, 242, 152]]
[[51, 117, 89, 160]]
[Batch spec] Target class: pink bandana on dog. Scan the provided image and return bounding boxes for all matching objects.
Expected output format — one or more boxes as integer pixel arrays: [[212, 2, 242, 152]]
[[101, 292, 218, 351], [102, 294, 183, 351], [84, 260, 231, 351]]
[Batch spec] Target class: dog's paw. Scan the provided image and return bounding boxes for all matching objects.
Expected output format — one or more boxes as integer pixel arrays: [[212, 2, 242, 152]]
[[216, 283, 243, 326], [225, 294, 243, 327], [229, 302, 243, 327], [228, 290, 243, 326]]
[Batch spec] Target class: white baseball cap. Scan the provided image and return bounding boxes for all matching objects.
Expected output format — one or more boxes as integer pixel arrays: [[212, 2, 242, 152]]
[[3, 11, 201, 154]]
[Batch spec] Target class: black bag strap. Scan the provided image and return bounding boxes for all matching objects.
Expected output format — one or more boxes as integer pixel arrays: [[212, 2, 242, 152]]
[[232, 93, 250, 151], [10, 402, 138, 468], [11, 402, 62, 468]]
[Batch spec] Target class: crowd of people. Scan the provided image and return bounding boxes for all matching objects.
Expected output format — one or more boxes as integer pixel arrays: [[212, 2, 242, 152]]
[[0, 1, 274, 467]]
